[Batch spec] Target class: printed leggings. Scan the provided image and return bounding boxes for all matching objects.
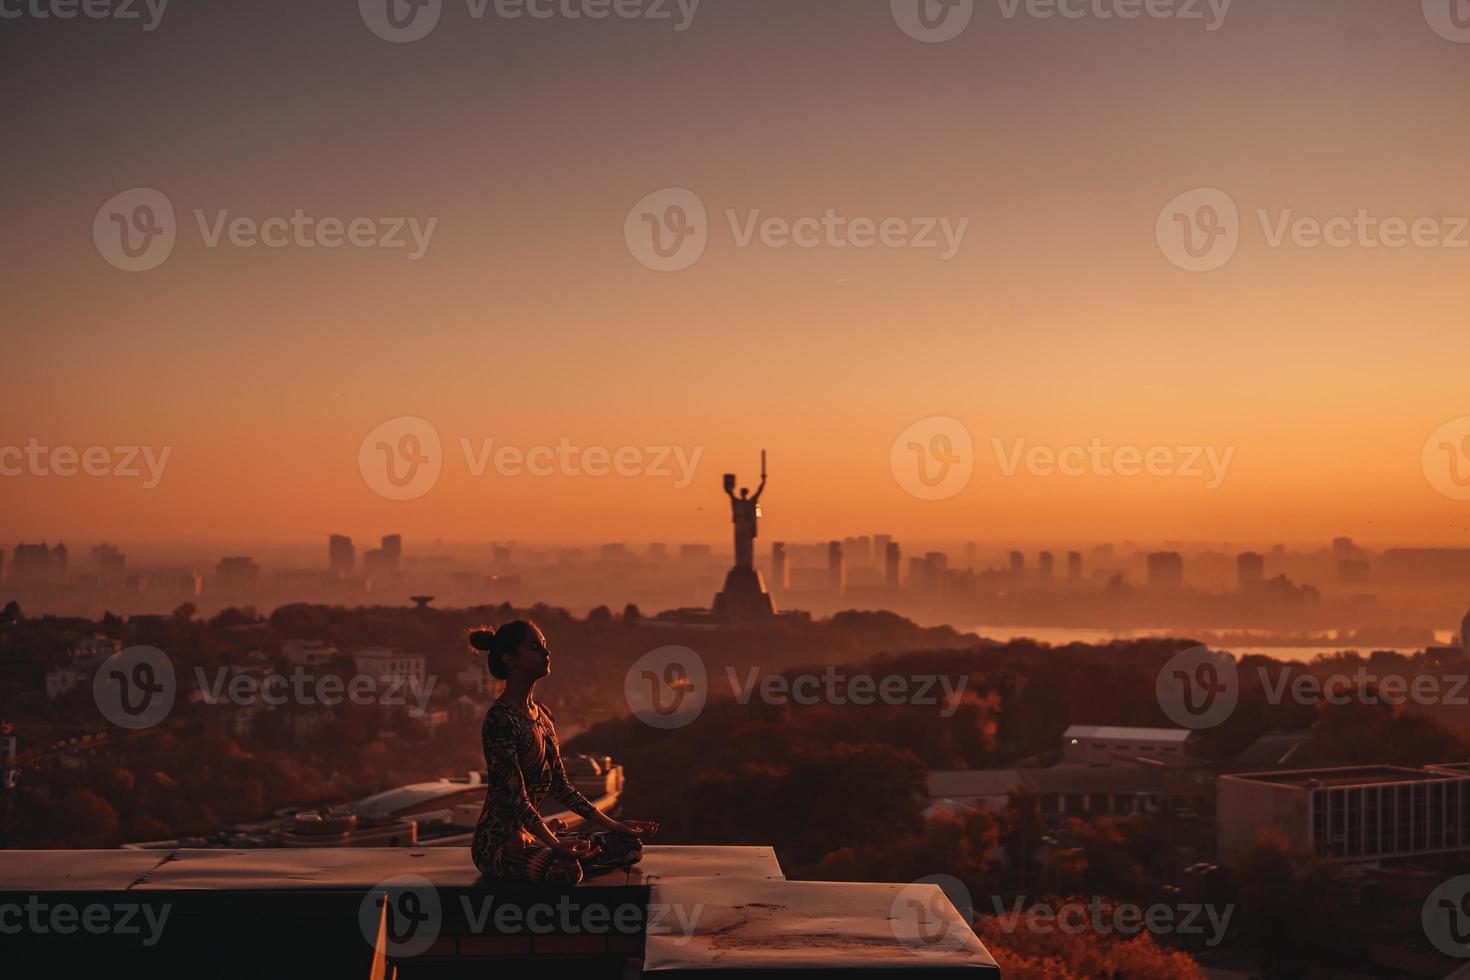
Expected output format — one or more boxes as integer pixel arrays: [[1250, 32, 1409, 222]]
[[479, 831, 643, 884]]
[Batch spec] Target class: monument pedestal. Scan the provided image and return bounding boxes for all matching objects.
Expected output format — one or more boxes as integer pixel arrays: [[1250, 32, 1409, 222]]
[[713, 567, 775, 621]]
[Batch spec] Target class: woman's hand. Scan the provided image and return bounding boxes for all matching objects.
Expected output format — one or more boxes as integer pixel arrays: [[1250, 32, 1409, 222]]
[[613, 819, 659, 838], [553, 837, 602, 859]]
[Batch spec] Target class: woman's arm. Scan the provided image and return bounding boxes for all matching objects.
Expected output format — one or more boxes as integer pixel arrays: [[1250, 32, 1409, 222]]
[[485, 710, 592, 856], [543, 710, 651, 836]]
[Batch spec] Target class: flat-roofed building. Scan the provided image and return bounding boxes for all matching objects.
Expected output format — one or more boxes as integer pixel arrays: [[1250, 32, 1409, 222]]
[[1217, 765, 1470, 868], [1062, 724, 1195, 766]]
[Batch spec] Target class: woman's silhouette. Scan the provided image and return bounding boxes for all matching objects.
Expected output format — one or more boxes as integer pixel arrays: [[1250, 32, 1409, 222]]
[[468, 621, 658, 883]]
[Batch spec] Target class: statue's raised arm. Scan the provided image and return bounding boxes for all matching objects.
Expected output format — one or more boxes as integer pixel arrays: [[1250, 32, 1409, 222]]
[[751, 450, 767, 502]]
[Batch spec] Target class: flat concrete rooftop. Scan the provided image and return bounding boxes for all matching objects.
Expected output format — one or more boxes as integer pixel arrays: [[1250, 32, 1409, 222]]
[[0, 845, 1001, 978], [1226, 765, 1466, 789]]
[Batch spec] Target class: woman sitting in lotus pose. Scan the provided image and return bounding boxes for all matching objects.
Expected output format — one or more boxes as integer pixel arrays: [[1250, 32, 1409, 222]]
[[468, 620, 657, 883]]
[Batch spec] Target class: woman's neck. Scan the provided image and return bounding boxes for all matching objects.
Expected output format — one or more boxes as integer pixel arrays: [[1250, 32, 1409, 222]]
[[499, 677, 537, 710]]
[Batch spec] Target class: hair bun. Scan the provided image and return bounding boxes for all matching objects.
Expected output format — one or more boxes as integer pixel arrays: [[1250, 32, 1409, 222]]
[[468, 628, 496, 652]]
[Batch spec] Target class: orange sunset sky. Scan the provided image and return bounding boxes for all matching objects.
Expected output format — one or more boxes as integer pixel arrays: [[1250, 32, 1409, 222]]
[[3, 0, 1470, 550]]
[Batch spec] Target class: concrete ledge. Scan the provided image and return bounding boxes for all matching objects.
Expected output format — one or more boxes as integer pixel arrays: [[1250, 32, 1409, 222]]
[[645, 876, 999, 975], [0, 846, 1000, 977]]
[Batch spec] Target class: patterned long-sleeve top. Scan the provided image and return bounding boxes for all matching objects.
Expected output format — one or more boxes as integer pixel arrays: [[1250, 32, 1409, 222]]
[[471, 699, 601, 874]]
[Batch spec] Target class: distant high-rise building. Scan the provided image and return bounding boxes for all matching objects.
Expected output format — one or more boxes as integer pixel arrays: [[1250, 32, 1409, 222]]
[[1009, 551, 1024, 576], [92, 543, 126, 587], [680, 544, 713, 561], [884, 542, 901, 589], [215, 557, 261, 592], [492, 545, 511, 566], [1462, 608, 1470, 658], [53, 542, 67, 582], [381, 535, 403, 571], [329, 535, 355, 577], [1237, 552, 1265, 593], [1332, 536, 1355, 560], [1038, 551, 1054, 581], [907, 557, 926, 592], [1067, 551, 1082, 582], [771, 542, 788, 590], [921, 552, 948, 597], [873, 535, 893, 568], [1146, 552, 1184, 592], [648, 543, 668, 561], [842, 536, 872, 566], [12, 543, 60, 588], [1263, 574, 1320, 613], [828, 541, 844, 594], [601, 543, 629, 561]]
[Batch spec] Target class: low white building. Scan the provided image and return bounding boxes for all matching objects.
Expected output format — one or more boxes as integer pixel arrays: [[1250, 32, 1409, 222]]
[[353, 647, 427, 693], [1062, 725, 1195, 766]]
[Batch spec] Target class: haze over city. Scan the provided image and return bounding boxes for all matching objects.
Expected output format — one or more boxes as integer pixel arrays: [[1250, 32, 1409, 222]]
[[8, 1, 1470, 977]]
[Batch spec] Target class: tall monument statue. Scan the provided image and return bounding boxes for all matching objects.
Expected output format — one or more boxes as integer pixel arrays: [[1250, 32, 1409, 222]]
[[713, 450, 776, 621], [724, 450, 766, 570]]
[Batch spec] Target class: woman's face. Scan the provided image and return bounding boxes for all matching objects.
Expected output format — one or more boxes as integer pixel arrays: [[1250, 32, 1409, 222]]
[[507, 626, 551, 680]]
